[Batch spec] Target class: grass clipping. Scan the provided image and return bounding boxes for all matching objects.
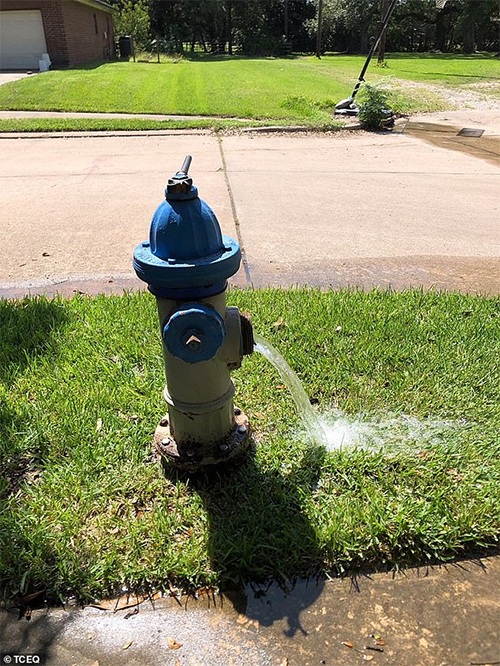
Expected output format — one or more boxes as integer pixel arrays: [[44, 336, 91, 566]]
[[0, 288, 499, 603]]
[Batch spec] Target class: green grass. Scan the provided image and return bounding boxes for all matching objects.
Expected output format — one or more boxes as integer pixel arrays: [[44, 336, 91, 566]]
[[0, 117, 310, 134], [372, 51, 500, 84], [0, 58, 351, 119], [0, 53, 498, 129], [1, 289, 499, 603]]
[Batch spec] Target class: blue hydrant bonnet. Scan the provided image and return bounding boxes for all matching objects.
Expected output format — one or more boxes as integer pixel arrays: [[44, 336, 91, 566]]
[[133, 158, 241, 296]]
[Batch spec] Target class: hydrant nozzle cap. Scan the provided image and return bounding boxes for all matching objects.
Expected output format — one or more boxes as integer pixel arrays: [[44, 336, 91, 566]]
[[163, 304, 225, 363]]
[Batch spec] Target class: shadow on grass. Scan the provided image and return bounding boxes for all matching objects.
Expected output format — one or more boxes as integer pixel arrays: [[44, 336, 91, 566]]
[[0, 298, 72, 659], [0, 297, 68, 499], [178, 444, 326, 635], [180, 53, 300, 63], [329, 51, 499, 61], [0, 297, 67, 381], [132, 53, 301, 65], [55, 60, 113, 72]]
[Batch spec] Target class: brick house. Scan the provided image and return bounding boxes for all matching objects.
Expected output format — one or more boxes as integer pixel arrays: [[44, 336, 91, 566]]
[[0, 0, 116, 70]]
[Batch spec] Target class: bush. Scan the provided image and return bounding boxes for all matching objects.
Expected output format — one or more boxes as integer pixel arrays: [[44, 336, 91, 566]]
[[358, 83, 393, 131]]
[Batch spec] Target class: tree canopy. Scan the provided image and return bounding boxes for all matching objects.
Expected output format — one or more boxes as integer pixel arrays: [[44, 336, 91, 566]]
[[110, 0, 500, 56]]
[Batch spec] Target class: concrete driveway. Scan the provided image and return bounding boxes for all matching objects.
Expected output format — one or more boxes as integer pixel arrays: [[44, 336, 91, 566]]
[[0, 125, 499, 297], [0, 71, 35, 85]]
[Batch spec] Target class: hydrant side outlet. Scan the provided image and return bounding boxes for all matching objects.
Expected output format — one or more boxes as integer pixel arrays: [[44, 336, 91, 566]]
[[163, 303, 226, 364], [132, 156, 252, 471]]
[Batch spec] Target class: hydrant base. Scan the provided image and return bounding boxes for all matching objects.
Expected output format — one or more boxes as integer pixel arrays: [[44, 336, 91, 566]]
[[153, 408, 250, 472]]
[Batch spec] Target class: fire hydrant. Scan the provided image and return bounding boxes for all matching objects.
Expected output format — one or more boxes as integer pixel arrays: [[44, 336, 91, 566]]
[[133, 156, 253, 471]]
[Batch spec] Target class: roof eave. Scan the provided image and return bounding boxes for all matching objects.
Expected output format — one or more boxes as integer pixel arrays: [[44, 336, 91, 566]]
[[75, 0, 116, 14]]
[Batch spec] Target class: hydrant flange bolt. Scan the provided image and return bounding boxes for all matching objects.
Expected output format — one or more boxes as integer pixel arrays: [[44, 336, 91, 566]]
[[153, 409, 250, 471]]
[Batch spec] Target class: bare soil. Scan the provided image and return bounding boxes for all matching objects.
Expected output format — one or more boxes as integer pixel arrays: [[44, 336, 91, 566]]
[[391, 77, 500, 110]]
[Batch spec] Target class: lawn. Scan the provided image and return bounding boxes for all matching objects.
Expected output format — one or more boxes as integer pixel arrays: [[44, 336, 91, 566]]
[[0, 117, 285, 134], [1, 289, 499, 604], [0, 53, 499, 132]]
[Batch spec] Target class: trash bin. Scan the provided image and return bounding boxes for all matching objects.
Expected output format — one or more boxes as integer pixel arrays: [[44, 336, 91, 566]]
[[118, 35, 134, 59]]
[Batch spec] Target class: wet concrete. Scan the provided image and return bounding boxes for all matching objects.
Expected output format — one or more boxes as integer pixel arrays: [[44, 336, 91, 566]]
[[2, 256, 498, 299], [0, 274, 144, 300], [401, 119, 500, 168], [243, 255, 500, 296], [2, 555, 500, 665]]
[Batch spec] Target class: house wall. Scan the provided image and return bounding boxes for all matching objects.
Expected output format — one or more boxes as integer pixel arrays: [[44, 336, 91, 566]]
[[0, 0, 114, 68], [60, 1, 114, 67]]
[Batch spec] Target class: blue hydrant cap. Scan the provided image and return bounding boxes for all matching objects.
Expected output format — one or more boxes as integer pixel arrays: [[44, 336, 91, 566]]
[[163, 304, 225, 363], [133, 158, 241, 297]]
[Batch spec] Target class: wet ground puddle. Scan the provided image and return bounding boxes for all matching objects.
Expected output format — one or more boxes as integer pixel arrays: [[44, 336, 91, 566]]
[[400, 120, 500, 167]]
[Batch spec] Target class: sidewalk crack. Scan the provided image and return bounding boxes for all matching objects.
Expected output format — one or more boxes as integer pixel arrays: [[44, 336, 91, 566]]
[[217, 136, 253, 288]]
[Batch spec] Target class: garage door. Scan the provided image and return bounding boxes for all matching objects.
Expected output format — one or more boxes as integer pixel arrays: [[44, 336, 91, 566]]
[[0, 10, 48, 70]]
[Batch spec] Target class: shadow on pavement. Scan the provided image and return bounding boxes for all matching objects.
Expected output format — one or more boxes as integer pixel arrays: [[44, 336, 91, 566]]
[[0, 609, 74, 665], [180, 444, 327, 637]]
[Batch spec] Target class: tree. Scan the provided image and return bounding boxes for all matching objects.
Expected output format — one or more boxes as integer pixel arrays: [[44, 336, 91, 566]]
[[385, 0, 436, 52], [377, 0, 391, 62], [114, 0, 151, 49], [115, 0, 500, 57], [310, 0, 380, 53], [433, 0, 498, 53], [455, 0, 498, 53]]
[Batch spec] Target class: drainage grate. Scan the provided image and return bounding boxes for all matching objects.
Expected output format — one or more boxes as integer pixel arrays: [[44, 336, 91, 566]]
[[457, 127, 485, 138]]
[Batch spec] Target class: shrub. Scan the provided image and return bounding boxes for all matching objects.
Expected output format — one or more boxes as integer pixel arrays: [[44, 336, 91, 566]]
[[358, 83, 393, 131]]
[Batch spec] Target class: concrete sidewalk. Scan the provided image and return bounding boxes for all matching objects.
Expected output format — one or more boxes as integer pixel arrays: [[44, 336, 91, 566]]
[[2, 554, 500, 666]]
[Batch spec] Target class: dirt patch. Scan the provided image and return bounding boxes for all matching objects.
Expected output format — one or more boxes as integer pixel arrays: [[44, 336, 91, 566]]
[[390, 77, 500, 111]]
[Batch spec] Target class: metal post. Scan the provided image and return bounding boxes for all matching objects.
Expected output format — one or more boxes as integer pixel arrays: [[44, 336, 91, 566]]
[[338, 0, 398, 106]]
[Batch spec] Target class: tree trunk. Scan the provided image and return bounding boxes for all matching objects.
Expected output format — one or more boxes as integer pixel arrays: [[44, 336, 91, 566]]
[[359, 22, 369, 53], [377, 0, 391, 63], [316, 0, 323, 57], [226, 1, 233, 55], [462, 20, 475, 53], [435, 10, 448, 51]]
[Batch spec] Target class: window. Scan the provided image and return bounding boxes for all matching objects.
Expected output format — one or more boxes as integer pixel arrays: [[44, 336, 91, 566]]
[[93, 13, 98, 35]]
